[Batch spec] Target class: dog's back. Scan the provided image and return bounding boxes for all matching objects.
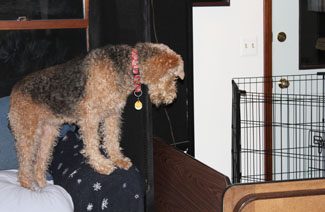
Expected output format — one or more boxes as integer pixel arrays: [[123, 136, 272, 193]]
[[12, 56, 88, 116]]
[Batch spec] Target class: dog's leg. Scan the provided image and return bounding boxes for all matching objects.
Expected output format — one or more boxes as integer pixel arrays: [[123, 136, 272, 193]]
[[11, 121, 38, 189], [102, 114, 132, 170], [34, 122, 60, 188], [79, 116, 116, 174]]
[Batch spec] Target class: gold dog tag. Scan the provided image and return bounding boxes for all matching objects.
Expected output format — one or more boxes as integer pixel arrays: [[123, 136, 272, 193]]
[[134, 100, 143, 110]]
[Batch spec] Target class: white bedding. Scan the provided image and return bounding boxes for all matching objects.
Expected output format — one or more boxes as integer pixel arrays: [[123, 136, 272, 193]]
[[0, 170, 73, 212]]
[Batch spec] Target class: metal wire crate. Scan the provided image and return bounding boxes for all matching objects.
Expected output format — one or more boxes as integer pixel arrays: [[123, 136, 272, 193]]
[[232, 73, 325, 183]]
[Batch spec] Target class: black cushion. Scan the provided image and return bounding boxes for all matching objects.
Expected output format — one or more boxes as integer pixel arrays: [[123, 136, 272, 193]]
[[49, 131, 144, 212]]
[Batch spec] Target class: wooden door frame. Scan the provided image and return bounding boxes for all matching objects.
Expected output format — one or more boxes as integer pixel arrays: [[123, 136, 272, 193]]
[[264, 0, 272, 77], [264, 0, 273, 181]]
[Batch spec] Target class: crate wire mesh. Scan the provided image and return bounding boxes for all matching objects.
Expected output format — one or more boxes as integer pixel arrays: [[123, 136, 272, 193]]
[[232, 73, 325, 184]]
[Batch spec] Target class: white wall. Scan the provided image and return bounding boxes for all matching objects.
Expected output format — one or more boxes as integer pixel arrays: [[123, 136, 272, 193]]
[[193, 0, 264, 178]]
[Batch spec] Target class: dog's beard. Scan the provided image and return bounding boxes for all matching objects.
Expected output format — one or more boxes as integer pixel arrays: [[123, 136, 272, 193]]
[[148, 80, 177, 107]]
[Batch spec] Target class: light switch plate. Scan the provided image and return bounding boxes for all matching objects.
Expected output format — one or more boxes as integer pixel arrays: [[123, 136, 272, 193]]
[[240, 37, 257, 56]]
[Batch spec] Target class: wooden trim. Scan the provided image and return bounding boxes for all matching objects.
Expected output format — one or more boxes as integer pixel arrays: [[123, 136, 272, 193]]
[[264, 0, 272, 77], [0, 19, 88, 30], [84, 0, 90, 20], [263, 0, 273, 181], [234, 188, 325, 212], [84, 0, 90, 51]]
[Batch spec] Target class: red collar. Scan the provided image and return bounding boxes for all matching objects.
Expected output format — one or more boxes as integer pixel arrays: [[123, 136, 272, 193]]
[[131, 48, 142, 110], [131, 48, 141, 93]]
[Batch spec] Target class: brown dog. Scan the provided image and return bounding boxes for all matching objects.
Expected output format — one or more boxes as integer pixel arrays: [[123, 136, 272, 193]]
[[8, 43, 184, 189]]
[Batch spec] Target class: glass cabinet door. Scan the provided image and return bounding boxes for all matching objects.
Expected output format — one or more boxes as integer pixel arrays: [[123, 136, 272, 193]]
[[0, 0, 89, 97]]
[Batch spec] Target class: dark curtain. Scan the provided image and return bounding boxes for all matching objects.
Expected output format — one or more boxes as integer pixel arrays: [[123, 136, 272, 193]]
[[89, 1, 153, 211], [89, 0, 151, 48], [150, 0, 194, 155]]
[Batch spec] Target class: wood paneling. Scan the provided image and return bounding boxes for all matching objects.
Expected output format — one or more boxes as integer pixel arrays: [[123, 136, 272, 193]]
[[154, 138, 230, 212]]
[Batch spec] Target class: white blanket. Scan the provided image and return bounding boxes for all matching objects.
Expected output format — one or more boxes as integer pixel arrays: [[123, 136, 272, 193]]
[[0, 170, 73, 212]]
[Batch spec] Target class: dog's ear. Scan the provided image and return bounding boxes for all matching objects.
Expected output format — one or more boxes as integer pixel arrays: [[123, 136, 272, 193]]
[[137, 43, 185, 83], [172, 57, 185, 80]]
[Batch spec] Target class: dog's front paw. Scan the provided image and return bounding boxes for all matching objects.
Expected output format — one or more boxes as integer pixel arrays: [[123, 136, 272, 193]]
[[89, 159, 117, 175], [96, 164, 116, 175], [114, 157, 132, 170], [102, 164, 117, 175]]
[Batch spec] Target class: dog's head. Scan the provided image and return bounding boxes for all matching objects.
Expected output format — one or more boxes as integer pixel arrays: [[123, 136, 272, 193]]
[[136, 43, 184, 106]]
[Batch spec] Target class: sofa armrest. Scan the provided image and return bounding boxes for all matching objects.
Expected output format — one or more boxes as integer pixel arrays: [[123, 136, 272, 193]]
[[154, 138, 230, 212]]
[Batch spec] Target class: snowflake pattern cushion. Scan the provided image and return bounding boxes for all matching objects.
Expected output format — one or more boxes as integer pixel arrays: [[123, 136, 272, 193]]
[[49, 131, 145, 212]]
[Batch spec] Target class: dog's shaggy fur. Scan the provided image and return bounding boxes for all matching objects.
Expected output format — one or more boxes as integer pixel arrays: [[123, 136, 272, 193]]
[[8, 43, 184, 189]]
